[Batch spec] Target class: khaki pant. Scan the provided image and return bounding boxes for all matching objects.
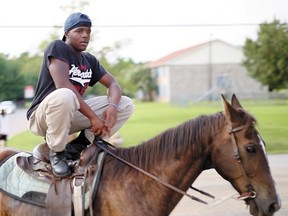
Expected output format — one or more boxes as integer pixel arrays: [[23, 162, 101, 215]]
[[28, 88, 134, 152]]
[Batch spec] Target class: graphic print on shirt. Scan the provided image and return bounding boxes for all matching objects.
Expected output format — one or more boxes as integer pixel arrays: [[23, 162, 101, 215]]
[[69, 64, 92, 95]]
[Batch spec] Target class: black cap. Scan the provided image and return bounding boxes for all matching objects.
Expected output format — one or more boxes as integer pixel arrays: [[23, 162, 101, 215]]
[[62, 12, 92, 41]]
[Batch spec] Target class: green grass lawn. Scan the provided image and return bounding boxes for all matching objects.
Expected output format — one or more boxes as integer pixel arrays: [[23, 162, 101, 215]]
[[7, 100, 288, 154]]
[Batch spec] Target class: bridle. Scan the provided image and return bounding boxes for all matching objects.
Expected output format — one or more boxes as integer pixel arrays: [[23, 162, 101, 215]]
[[228, 124, 257, 200]]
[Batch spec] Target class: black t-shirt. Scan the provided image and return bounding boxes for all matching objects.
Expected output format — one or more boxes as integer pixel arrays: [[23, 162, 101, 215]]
[[26, 40, 107, 119]]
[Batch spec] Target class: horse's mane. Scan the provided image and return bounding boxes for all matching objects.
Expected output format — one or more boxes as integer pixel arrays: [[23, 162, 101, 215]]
[[114, 111, 226, 171]]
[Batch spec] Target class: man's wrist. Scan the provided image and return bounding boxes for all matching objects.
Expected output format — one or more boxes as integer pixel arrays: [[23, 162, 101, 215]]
[[109, 102, 120, 110]]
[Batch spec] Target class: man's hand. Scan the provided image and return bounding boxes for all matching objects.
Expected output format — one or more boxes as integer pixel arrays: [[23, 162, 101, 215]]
[[90, 116, 108, 138], [102, 105, 118, 133]]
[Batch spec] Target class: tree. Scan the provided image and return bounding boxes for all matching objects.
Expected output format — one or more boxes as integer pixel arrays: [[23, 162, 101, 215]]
[[11, 52, 42, 86], [87, 42, 140, 97], [243, 19, 288, 91], [0, 55, 25, 100], [131, 66, 157, 101]]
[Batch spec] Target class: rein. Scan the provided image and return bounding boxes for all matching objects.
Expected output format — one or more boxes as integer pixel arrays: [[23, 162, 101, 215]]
[[93, 138, 211, 205], [228, 125, 257, 200]]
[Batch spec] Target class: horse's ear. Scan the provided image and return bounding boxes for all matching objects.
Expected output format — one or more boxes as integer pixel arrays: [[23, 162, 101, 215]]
[[221, 94, 238, 123], [231, 93, 243, 109]]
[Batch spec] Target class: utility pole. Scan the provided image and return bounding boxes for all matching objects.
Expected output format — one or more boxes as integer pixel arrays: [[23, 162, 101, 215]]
[[208, 35, 213, 100]]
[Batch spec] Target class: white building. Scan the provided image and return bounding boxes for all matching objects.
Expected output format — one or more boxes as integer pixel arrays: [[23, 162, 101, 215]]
[[148, 39, 268, 103]]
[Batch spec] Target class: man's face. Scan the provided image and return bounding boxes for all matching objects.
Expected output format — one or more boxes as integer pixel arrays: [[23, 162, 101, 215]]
[[65, 26, 91, 51]]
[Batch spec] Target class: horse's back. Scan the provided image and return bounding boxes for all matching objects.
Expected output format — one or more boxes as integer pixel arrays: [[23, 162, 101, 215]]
[[0, 147, 19, 162], [0, 148, 43, 215]]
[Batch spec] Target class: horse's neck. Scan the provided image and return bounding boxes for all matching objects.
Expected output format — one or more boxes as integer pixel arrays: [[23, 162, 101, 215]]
[[98, 116, 222, 215], [129, 139, 208, 214], [147, 141, 207, 188]]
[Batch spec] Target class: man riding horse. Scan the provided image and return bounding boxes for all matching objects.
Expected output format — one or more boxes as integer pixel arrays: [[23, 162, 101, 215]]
[[26, 12, 134, 177]]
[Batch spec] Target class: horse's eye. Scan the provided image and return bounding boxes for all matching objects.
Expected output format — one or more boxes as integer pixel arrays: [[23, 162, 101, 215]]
[[246, 145, 256, 153]]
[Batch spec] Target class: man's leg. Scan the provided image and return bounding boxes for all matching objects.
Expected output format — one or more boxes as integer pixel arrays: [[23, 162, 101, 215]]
[[65, 95, 134, 160], [69, 95, 134, 143], [28, 88, 80, 177]]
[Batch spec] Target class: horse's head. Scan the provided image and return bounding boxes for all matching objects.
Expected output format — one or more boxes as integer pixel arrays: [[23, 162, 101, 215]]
[[210, 94, 281, 216]]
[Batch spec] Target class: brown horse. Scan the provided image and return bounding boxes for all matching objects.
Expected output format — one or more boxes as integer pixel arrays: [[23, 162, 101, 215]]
[[0, 94, 281, 216]]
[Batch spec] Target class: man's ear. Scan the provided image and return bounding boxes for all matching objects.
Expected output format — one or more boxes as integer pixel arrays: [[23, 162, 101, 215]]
[[64, 31, 69, 40]]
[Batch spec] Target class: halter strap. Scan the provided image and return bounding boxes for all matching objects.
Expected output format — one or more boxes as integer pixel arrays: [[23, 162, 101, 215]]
[[228, 124, 257, 200], [228, 125, 246, 160], [228, 125, 246, 134]]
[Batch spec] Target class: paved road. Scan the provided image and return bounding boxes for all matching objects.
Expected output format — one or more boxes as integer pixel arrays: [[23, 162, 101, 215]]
[[4, 109, 288, 215], [4, 108, 29, 138], [170, 154, 287, 216]]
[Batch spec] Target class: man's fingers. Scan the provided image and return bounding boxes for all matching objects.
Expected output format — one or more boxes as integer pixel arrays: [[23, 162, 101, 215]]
[[92, 126, 110, 138]]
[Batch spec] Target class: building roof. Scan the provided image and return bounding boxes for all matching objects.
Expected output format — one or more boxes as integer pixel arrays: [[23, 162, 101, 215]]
[[148, 39, 239, 68]]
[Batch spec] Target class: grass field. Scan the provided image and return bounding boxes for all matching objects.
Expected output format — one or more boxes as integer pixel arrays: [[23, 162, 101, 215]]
[[8, 99, 288, 154]]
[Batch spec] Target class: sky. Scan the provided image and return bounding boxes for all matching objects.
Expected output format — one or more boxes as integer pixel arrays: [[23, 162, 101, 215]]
[[0, 0, 287, 63]]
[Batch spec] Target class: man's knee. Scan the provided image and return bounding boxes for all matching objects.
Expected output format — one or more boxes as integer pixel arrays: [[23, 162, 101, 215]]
[[120, 96, 134, 114], [51, 88, 80, 109]]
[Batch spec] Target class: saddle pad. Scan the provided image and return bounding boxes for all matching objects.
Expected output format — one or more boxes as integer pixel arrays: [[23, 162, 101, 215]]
[[0, 152, 50, 198]]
